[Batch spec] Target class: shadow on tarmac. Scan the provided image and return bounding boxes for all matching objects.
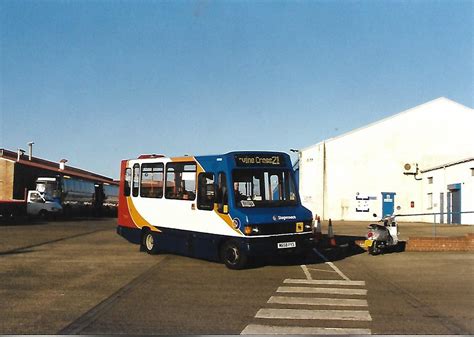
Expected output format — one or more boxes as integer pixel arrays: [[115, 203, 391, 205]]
[[0, 216, 51, 226], [248, 234, 377, 269], [0, 215, 116, 226], [249, 234, 409, 269], [0, 249, 36, 257], [0, 228, 108, 256]]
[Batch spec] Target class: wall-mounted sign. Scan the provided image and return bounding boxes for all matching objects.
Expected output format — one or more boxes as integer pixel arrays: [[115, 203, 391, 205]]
[[356, 201, 369, 212], [356, 192, 376, 212]]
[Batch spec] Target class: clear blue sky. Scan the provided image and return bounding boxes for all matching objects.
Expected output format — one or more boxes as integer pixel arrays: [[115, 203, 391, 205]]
[[1, 0, 472, 179]]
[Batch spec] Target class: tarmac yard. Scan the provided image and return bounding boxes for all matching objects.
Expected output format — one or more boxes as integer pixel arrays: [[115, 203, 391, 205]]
[[0, 218, 473, 334]]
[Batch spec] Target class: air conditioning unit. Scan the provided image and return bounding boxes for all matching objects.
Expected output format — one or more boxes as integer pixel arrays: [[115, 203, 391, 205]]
[[403, 163, 418, 174]]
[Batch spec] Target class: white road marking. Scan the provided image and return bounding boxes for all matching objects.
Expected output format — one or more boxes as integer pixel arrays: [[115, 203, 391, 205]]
[[243, 248, 373, 336], [240, 324, 371, 335], [277, 286, 367, 295], [284, 278, 365, 286], [327, 262, 350, 281], [313, 248, 350, 281], [307, 267, 339, 273], [255, 308, 372, 321], [268, 295, 368, 307], [300, 264, 312, 280]]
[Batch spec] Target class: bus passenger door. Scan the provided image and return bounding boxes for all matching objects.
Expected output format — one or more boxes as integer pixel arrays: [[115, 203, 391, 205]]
[[194, 172, 219, 260], [197, 173, 215, 210]]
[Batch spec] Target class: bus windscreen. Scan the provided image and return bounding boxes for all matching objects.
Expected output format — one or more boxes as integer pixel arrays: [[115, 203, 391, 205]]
[[232, 169, 297, 208]]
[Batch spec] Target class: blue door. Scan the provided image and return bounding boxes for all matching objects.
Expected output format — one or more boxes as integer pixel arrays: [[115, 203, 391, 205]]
[[381, 192, 396, 217], [448, 184, 461, 224]]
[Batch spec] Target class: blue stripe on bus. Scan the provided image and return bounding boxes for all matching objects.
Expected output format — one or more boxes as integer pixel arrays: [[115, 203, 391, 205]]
[[117, 225, 314, 262]]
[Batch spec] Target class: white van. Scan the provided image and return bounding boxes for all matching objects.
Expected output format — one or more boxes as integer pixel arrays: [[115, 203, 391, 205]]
[[27, 190, 62, 218]]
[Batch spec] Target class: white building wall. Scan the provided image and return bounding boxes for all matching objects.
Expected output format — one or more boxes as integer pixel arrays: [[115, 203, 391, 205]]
[[299, 98, 474, 223], [299, 144, 324, 218], [421, 161, 474, 224]]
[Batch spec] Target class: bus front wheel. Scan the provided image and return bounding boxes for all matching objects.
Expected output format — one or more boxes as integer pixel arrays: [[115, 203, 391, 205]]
[[221, 240, 247, 270], [142, 230, 159, 254]]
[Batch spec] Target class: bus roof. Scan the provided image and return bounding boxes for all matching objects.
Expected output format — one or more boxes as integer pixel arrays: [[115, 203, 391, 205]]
[[126, 151, 292, 168], [128, 151, 289, 161]]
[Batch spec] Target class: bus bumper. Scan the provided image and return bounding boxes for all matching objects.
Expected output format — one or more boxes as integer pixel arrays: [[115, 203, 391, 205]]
[[242, 233, 314, 257]]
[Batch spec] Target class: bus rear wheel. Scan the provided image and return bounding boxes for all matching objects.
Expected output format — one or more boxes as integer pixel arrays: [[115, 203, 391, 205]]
[[142, 230, 159, 254], [221, 240, 247, 270]]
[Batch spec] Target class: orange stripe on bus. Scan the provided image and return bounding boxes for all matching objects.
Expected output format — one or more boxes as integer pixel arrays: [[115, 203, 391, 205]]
[[126, 197, 161, 232]]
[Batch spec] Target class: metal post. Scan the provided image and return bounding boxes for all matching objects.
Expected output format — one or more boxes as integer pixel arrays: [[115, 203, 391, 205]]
[[27, 141, 34, 161]]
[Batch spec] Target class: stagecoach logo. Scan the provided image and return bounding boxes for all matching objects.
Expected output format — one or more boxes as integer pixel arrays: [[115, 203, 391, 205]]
[[232, 217, 241, 229], [273, 215, 297, 221]]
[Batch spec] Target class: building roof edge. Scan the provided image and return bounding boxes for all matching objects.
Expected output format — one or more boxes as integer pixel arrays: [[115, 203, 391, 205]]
[[421, 157, 474, 173], [300, 97, 473, 152]]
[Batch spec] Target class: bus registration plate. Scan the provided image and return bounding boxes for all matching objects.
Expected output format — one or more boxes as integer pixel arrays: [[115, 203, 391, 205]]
[[277, 241, 296, 249]]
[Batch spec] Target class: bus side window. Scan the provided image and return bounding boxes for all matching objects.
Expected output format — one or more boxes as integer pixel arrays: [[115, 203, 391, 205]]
[[165, 162, 196, 201], [217, 172, 228, 214], [140, 163, 164, 198], [132, 164, 140, 197], [197, 172, 215, 210]]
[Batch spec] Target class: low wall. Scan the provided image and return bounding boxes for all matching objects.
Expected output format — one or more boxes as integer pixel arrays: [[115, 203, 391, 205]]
[[353, 234, 474, 252], [405, 234, 474, 252]]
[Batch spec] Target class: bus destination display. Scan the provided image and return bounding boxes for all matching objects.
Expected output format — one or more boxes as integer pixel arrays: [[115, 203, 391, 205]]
[[234, 154, 286, 167]]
